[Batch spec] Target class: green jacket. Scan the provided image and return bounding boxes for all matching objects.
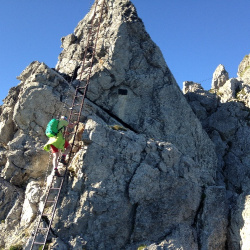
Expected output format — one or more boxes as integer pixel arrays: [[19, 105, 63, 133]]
[[44, 119, 69, 152]]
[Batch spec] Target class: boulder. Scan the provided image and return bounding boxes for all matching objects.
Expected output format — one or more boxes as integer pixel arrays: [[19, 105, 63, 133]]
[[20, 180, 41, 227]]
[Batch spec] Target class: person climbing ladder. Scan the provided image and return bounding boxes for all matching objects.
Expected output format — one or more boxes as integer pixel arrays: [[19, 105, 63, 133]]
[[44, 116, 75, 176]]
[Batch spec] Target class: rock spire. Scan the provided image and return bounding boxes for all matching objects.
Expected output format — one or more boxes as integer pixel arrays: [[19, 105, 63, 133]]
[[211, 64, 229, 90]]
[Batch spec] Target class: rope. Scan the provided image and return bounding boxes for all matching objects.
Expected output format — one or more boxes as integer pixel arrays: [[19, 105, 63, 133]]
[[197, 77, 212, 83]]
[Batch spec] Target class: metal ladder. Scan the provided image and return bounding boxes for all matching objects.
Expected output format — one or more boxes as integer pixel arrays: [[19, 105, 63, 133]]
[[30, 0, 108, 249]]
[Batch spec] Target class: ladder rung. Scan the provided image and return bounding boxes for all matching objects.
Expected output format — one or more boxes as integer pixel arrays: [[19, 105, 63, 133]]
[[38, 227, 49, 230], [76, 91, 85, 95], [67, 132, 76, 135], [46, 200, 56, 203], [34, 241, 46, 245], [87, 46, 95, 53], [53, 175, 64, 178], [77, 89, 84, 93], [42, 213, 51, 216], [50, 187, 61, 190]]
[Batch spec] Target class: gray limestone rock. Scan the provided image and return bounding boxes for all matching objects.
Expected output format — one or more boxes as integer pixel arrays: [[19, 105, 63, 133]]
[[145, 224, 198, 250], [51, 117, 207, 249], [183, 81, 219, 130], [198, 186, 228, 250], [236, 84, 250, 108], [216, 78, 242, 103], [228, 193, 250, 250], [184, 72, 250, 249], [2, 0, 248, 249], [0, 178, 24, 249], [0, 178, 24, 224], [56, 0, 217, 187], [211, 64, 229, 90], [0, 61, 72, 186], [211, 56, 250, 109], [238, 54, 250, 83]]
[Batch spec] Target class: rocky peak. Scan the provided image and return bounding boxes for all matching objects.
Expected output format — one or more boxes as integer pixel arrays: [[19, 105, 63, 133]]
[[209, 55, 250, 108], [0, 0, 248, 249], [56, 0, 216, 177], [211, 64, 229, 90]]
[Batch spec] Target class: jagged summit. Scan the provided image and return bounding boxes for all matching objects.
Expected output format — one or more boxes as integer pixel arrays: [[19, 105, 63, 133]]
[[183, 53, 250, 249], [0, 0, 249, 249]]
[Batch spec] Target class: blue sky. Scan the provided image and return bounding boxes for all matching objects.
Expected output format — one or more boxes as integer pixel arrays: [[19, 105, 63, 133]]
[[0, 0, 249, 105]]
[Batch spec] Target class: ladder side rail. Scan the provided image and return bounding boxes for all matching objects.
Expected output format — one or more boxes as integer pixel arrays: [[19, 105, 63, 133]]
[[65, 92, 87, 173], [79, 0, 106, 96], [66, 0, 106, 153], [85, 0, 106, 83], [82, 0, 106, 84], [30, 2, 105, 248], [66, 96, 86, 167], [77, 0, 99, 83], [103, 0, 109, 10], [66, 0, 106, 159], [65, 0, 99, 135], [31, 1, 109, 248], [67, 16, 96, 124], [30, 177, 58, 249], [41, 178, 65, 250], [67, 87, 83, 127]]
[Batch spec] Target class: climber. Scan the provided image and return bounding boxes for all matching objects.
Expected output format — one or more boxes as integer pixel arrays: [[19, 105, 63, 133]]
[[44, 116, 75, 176]]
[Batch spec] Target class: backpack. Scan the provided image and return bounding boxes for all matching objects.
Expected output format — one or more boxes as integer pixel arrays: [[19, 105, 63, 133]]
[[45, 119, 60, 137]]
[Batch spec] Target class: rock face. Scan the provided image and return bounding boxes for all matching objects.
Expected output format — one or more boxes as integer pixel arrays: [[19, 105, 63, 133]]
[[184, 53, 250, 250], [211, 64, 229, 90], [238, 54, 250, 83], [0, 61, 74, 187], [51, 120, 204, 249], [0, 0, 248, 249], [56, 0, 216, 183]]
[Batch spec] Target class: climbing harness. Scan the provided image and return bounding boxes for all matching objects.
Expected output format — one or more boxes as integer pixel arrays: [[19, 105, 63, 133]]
[[30, 0, 109, 249]]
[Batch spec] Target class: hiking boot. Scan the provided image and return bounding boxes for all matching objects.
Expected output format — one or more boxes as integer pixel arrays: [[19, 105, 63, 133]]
[[59, 155, 67, 165], [54, 168, 61, 177]]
